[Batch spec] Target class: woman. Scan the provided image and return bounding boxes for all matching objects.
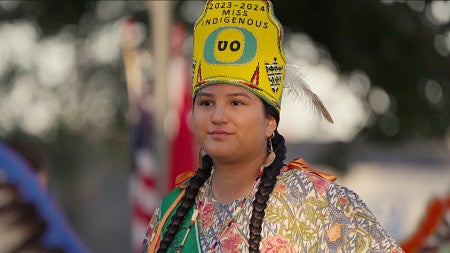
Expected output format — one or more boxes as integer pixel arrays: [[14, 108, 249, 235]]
[[142, 0, 404, 252]]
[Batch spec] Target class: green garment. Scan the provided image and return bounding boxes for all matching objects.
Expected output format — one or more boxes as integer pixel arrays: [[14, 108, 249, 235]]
[[158, 187, 201, 253]]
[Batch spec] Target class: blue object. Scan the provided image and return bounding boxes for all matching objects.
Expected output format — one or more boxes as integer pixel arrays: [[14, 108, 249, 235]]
[[0, 141, 90, 253]]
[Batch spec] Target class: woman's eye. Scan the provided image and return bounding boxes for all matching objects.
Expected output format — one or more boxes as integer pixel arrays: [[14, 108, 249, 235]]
[[198, 100, 212, 106], [231, 101, 243, 106]]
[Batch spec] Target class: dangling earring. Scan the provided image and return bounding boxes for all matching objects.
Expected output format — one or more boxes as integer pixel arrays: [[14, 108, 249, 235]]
[[198, 147, 204, 168], [263, 134, 276, 167], [198, 147, 207, 168]]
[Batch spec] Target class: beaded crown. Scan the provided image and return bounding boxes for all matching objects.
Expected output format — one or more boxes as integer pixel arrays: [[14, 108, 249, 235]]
[[192, 0, 285, 111]]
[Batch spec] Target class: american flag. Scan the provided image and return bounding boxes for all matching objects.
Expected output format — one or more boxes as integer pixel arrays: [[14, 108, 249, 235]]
[[122, 18, 160, 252], [123, 19, 196, 252], [129, 107, 159, 252]]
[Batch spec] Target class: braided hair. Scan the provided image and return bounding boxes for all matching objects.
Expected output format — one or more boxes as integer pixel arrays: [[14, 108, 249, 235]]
[[157, 155, 213, 252], [248, 102, 286, 252], [157, 101, 286, 252], [248, 130, 286, 252]]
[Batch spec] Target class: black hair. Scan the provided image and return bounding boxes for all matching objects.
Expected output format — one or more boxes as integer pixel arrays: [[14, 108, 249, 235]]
[[248, 101, 286, 252], [157, 100, 286, 252], [157, 155, 213, 252]]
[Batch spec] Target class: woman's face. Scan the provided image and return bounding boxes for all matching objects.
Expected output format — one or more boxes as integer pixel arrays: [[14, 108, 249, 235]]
[[193, 84, 277, 164]]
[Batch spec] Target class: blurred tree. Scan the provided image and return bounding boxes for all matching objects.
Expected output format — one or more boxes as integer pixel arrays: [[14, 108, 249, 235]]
[[1, 0, 448, 150], [272, 0, 449, 141]]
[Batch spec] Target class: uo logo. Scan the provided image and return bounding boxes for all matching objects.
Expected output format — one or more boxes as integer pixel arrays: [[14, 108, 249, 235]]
[[204, 27, 257, 64]]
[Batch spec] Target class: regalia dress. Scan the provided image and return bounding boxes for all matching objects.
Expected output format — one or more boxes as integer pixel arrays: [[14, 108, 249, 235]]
[[141, 159, 404, 253]]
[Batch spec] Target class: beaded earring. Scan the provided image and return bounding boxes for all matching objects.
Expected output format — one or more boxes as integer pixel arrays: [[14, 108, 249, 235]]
[[263, 133, 276, 167], [198, 147, 203, 168], [198, 147, 207, 167]]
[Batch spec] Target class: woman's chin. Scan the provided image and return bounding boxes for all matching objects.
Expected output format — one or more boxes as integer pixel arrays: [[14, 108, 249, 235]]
[[203, 149, 235, 163]]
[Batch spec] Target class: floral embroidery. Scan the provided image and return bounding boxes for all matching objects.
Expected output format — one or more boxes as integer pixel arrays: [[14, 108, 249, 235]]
[[261, 236, 295, 253], [327, 223, 342, 242], [308, 173, 329, 195], [272, 181, 286, 193], [200, 202, 214, 227], [221, 233, 243, 253], [339, 195, 350, 205]]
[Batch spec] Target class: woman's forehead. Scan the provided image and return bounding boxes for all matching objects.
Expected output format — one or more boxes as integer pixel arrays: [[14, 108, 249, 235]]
[[197, 84, 258, 98]]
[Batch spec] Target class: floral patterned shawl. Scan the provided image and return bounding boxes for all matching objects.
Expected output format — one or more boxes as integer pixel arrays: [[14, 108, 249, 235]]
[[141, 159, 404, 253]]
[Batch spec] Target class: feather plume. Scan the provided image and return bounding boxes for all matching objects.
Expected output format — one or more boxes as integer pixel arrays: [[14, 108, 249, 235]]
[[283, 61, 334, 123]]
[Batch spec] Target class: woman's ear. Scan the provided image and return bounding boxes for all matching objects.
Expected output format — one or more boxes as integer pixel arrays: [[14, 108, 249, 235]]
[[266, 116, 277, 137]]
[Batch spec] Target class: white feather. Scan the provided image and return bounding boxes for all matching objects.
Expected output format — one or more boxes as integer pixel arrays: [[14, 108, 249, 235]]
[[283, 60, 334, 123]]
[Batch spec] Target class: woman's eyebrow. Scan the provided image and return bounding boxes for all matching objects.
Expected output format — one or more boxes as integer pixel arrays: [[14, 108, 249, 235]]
[[227, 92, 252, 99], [196, 92, 213, 98]]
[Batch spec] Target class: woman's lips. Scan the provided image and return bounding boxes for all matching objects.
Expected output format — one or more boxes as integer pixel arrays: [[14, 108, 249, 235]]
[[208, 130, 232, 138]]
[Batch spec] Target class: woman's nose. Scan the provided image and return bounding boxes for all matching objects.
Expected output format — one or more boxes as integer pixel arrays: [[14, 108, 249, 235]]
[[211, 104, 227, 124]]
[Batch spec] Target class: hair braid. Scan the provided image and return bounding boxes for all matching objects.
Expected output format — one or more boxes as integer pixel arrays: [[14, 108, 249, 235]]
[[157, 155, 213, 252], [248, 130, 287, 252]]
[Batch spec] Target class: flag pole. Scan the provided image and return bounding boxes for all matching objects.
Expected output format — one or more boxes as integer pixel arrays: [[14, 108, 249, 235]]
[[147, 1, 173, 194]]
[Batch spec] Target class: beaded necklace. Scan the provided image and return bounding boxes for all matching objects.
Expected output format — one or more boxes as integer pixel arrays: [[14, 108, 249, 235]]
[[177, 167, 264, 253], [175, 167, 263, 253], [200, 168, 263, 252]]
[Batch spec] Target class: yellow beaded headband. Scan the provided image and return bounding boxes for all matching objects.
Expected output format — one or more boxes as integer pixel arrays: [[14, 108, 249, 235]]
[[192, 0, 285, 111]]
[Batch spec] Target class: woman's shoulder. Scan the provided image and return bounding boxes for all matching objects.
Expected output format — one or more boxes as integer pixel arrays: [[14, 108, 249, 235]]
[[283, 158, 337, 182], [160, 170, 196, 212], [274, 159, 403, 251], [278, 158, 364, 204], [277, 158, 337, 193]]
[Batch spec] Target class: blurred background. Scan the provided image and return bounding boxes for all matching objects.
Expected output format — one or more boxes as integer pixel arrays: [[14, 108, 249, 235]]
[[0, 0, 449, 252]]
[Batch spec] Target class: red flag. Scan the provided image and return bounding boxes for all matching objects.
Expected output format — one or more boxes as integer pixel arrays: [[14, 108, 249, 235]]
[[167, 23, 197, 190]]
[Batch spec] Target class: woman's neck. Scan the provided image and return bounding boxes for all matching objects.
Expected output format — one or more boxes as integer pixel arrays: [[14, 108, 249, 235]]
[[210, 156, 265, 204]]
